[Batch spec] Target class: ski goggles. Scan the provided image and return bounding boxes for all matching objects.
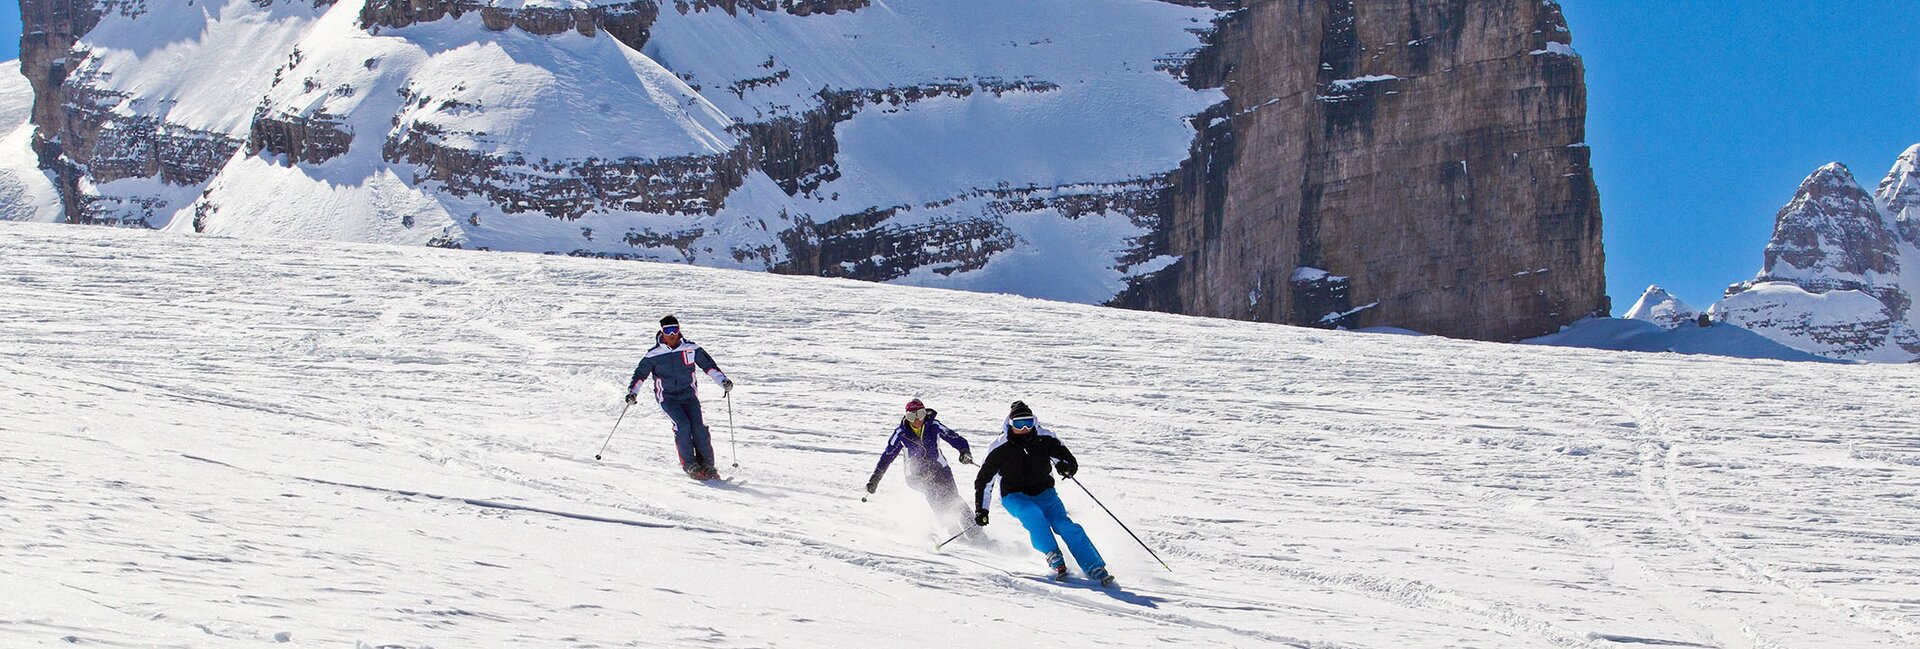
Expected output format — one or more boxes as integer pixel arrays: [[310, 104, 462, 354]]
[[904, 408, 927, 422], [1010, 417, 1036, 431], [660, 325, 681, 335]]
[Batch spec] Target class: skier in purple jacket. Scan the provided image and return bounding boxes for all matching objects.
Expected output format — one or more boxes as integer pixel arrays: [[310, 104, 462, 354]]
[[866, 398, 975, 530]]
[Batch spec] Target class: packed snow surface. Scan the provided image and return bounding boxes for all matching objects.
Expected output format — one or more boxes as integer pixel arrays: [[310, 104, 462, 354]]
[[4, 222, 1919, 648]]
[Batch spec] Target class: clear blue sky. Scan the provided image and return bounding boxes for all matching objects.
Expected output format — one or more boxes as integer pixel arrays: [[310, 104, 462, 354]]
[[1560, 1, 1918, 311], [0, 1, 1914, 313]]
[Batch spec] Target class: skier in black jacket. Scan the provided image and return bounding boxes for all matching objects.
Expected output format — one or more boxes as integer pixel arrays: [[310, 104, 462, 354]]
[[972, 401, 1113, 586]]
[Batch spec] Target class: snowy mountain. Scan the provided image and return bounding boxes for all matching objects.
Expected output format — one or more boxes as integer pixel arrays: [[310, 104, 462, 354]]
[[14, 0, 1607, 341], [4, 220, 1917, 648], [1715, 149, 1920, 363], [0, 61, 60, 222], [1622, 284, 1697, 330]]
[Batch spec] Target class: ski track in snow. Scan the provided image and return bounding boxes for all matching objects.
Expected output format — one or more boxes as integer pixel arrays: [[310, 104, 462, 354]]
[[2, 222, 1918, 648]]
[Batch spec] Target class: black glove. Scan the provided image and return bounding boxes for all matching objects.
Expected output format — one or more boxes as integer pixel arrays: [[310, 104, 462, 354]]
[[721, 379, 735, 395], [1055, 461, 1076, 478], [865, 474, 880, 494], [974, 508, 990, 527], [958, 452, 974, 465], [624, 393, 637, 405]]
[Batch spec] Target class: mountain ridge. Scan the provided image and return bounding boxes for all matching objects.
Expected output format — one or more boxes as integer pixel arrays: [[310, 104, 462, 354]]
[[13, 0, 1607, 341]]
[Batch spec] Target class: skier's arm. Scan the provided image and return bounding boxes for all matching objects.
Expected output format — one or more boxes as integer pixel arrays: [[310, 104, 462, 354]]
[[627, 357, 652, 397], [1049, 438, 1079, 477], [972, 450, 1002, 511], [693, 346, 728, 385], [872, 431, 905, 478], [933, 421, 970, 456]]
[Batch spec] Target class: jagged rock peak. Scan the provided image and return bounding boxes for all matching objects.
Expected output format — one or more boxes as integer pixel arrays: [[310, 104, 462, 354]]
[[1623, 285, 1698, 330], [1716, 151, 1920, 363], [1758, 161, 1898, 283], [1877, 143, 1920, 244]]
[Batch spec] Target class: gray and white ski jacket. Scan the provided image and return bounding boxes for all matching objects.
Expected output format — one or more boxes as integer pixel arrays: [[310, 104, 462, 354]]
[[628, 336, 729, 403]]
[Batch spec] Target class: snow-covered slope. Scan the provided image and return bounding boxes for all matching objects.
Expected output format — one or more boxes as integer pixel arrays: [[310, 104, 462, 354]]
[[31, 0, 1219, 306], [0, 61, 61, 223], [1525, 317, 1836, 363], [4, 221, 1918, 648]]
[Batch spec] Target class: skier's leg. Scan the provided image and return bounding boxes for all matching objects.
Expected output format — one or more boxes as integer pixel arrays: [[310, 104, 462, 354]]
[[919, 468, 973, 530], [998, 493, 1061, 556], [1037, 489, 1106, 575], [685, 398, 715, 470], [908, 470, 940, 507], [657, 400, 698, 473]]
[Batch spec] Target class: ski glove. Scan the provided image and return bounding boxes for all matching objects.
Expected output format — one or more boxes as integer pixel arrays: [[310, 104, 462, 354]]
[[1054, 461, 1076, 478], [865, 474, 880, 494], [974, 508, 990, 527], [958, 452, 974, 465], [624, 393, 637, 405], [721, 379, 735, 395]]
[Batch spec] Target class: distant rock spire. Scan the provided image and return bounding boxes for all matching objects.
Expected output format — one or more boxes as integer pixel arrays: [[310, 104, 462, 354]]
[[1877, 143, 1920, 245], [1716, 149, 1920, 363], [1756, 162, 1899, 285], [1623, 285, 1697, 330]]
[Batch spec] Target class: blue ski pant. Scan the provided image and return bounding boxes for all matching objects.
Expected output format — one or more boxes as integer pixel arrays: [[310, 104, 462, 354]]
[[659, 397, 714, 470], [1001, 489, 1105, 574]]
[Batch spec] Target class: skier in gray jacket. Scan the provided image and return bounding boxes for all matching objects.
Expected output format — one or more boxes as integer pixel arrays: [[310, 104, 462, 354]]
[[626, 315, 734, 480]]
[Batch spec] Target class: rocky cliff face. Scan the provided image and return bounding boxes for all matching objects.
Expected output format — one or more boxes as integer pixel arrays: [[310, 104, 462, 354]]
[[1716, 152, 1920, 363], [16, 0, 1605, 341], [1112, 0, 1607, 340]]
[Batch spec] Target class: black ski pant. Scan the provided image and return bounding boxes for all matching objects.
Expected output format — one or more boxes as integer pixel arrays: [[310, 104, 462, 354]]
[[908, 466, 974, 530]]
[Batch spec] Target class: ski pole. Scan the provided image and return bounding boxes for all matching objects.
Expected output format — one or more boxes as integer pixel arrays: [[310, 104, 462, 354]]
[[726, 391, 738, 468], [1068, 476, 1172, 572], [594, 403, 631, 461], [934, 523, 979, 551]]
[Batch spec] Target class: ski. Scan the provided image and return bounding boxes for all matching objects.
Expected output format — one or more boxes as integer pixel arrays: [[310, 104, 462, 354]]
[[1029, 573, 1119, 589]]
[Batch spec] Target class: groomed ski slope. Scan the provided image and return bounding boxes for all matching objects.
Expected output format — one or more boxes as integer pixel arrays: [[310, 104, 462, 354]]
[[3, 221, 1918, 649]]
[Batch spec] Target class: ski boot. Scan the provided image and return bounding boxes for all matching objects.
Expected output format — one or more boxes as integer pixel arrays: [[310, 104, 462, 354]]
[[1088, 565, 1116, 588], [1046, 551, 1069, 581]]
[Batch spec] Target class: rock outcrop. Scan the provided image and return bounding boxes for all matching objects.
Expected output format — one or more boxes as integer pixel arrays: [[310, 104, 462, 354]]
[[1716, 152, 1920, 363], [16, 0, 1606, 342], [1112, 0, 1607, 340]]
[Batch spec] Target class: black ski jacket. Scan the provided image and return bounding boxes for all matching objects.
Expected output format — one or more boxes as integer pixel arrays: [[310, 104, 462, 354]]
[[972, 423, 1077, 510]]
